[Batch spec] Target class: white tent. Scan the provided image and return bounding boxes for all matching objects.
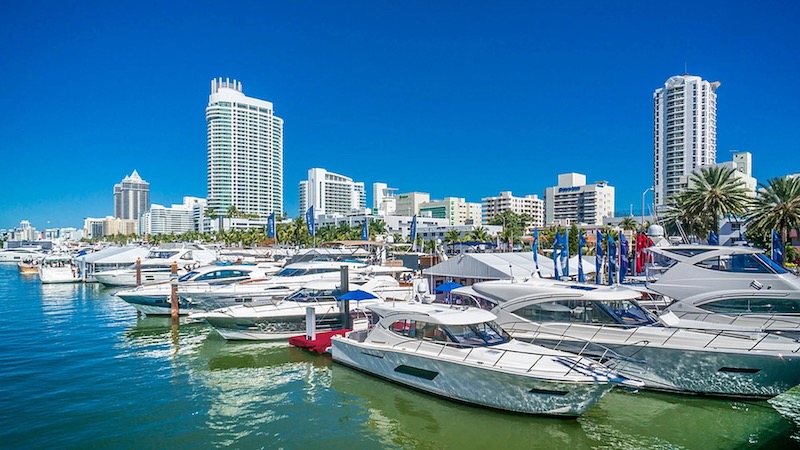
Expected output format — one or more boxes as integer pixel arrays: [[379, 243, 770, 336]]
[[422, 252, 597, 282]]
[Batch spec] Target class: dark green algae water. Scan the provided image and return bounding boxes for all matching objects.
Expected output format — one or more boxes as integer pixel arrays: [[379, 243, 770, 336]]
[[2, 264, 800, 449]]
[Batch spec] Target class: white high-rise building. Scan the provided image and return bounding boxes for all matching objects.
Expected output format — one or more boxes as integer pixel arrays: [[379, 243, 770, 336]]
[[544, 173, 615, 226], [207, 78, 284, 218], [654, 74, 720, 207], [138, 197, 201, 235], [114, 170, 149, 220], [373, 182, 397, 216], [395, 192, 430, 216], [299, 168, 366, 217]]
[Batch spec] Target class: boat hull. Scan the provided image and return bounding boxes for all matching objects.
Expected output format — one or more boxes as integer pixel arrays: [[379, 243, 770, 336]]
[[512, 333, 800, 398], [330, 338, 614, 417]]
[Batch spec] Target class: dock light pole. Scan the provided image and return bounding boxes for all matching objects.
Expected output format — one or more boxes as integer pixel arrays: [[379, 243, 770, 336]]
[[641, 187, 654, 228]]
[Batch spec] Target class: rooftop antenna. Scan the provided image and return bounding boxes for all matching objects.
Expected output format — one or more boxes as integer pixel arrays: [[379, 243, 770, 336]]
[[684, 61, 688, 75]]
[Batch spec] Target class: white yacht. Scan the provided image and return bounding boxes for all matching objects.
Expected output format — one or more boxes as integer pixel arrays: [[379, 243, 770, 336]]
[[330, 302, 642, 417], [455, 278, 800, 398], [646, 245, 800, 333], [93, 246, 218, 287], [184, 261, 412, 309], [0, 247, 47, 263], [193, 279, 386, 340], [39, 254, 82, 284], [115, 265, 269, 315]]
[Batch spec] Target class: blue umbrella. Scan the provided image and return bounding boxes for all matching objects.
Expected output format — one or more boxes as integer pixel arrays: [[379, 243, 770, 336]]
[[435, 281, 463, 293], [338, 289, 379, 301]]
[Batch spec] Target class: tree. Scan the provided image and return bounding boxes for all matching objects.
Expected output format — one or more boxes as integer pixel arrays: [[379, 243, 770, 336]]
[[673, 166, 752, 238], [746, 176, 800, 248], [226, 205, 241, 219], [205, 207, 218, 219], [444, 229, 462, 245], [489, 210, 532, 248], [469, 226, 492, 243], [619, 216, 638, 233]]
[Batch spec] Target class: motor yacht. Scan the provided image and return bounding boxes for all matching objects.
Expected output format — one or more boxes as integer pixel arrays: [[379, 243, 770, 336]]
[[39, 254, 82, 284], [455, 278, 800, 398], [0, 247, 47, 263], [115, 264, 269, 315], [193, 279, 386, 340], [645, 245, 800, 334], [330, 301, 641, 417], [93, 246, 218, 287], [183, 261, 412, 309]]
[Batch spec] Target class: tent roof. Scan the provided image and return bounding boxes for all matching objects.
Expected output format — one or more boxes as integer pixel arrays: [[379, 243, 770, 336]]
[[422, 252, 597, 280], [89, 247, 151, 264]]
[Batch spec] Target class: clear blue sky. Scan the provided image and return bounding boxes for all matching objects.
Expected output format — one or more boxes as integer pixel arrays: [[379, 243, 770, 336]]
[[2, 1, 798, 229]]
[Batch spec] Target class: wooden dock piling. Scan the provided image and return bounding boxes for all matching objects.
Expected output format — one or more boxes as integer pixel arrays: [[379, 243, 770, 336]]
[[170, 261, 179, 321]]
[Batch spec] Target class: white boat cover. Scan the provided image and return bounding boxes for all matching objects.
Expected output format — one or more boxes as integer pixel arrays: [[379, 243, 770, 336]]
[[422, 252, 597, 280]]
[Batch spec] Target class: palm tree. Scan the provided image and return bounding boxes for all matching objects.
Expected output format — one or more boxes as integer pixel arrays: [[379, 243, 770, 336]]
[[747, 176, 800, 246], [205, 207, 218, 219], [664, 166, 751, 239], [444, 229, 462, 245], [226, 205, 242, 219], [469, 226, 491, 243], [619, 216, 638, 233]]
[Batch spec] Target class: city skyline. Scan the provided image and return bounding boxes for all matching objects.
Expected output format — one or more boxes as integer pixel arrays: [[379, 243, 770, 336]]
[[2, 1, 798, 229]]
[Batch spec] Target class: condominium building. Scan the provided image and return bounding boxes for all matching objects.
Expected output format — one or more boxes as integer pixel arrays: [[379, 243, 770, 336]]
[[482, 191, 544, 227], [419, 197, 482, 226], [394, 192, 430, 216], [207, 77, 284, 218], [693, 151, 757, 197], [138, 197, 203, 235], [654, 74, 719, 206], [114, 170, 149, 220], [299, 168, 366, 217], [544, 173, 614, 226]]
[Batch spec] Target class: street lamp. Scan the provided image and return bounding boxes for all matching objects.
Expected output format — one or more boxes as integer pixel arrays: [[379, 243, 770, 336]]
[[641, 186, 654, 228]]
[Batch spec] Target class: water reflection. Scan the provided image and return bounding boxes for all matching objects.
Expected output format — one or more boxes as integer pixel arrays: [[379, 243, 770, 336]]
[[329, 363, 794, 449]]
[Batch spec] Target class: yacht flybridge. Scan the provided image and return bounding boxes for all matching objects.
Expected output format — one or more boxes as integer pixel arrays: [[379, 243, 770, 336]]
[[330, 301, 642, 417], [455, 278, 800, 398]]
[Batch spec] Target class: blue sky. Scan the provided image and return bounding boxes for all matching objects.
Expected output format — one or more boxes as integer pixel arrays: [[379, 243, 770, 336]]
[[2, 1, 798, 229]]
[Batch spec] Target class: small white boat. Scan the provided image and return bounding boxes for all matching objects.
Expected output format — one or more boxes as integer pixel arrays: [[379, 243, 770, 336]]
[[331, 302, 641, 417], [39, 254, 82, 284], [17, 258, 40, 275]]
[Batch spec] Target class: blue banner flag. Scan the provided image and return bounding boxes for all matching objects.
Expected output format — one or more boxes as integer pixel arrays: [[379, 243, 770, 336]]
[[361, 217, 369, 241], [578, 230, 586, 282], [553, 232, 561, 279], [708, 231, 718, 246], [619, 233, 629, 283], [607, 232, 617, 285], [410, 215, 417, 251], [305, 207, 315, 237], [267, 212, 275, 239], [595, 231, 604, 285], [772, 230, 784, 266], [561, 229, 569, 279], [532, 229, 540, 273]]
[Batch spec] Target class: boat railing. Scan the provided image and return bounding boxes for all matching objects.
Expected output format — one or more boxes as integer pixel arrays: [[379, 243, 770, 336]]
[[499, 319, 800, 355], [386, 334, 596, 378]]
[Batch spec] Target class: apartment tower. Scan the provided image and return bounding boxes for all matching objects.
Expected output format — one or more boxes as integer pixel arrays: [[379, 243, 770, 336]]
[[206, 78, 284, 217], [653, 74, 719, 207], [113, 170, 149, 220]]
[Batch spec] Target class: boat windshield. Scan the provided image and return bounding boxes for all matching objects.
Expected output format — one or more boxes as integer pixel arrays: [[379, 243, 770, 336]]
[[147, 250, 180, 259], [179, 271, 200, 282], [285, 288, 341, 303], [512, 299, 657, 327], [695, 253, 787, 274], [389, 319, 510, 347]]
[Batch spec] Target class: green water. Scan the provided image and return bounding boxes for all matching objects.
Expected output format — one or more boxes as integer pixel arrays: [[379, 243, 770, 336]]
[[1, 265, 799, 449]]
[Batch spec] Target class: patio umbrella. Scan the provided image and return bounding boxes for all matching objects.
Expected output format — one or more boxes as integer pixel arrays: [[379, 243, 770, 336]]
[[338, 289, 379, 301], [435, 281, 463, 293]]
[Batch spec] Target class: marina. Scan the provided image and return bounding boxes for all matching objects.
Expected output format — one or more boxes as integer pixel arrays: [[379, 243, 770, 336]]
[[4, 264, 800, 448]]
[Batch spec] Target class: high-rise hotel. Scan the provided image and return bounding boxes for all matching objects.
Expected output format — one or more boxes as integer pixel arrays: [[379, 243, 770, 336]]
[[653, 74, 719, 207], [206, 78, 284, 217], [114, 170, 149, 220]]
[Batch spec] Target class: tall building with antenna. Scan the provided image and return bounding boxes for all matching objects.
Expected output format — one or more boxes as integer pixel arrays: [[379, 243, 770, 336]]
[[206, 77, 284, 217], [653, 74, 720, 207], [114, 170, 149, 220]]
